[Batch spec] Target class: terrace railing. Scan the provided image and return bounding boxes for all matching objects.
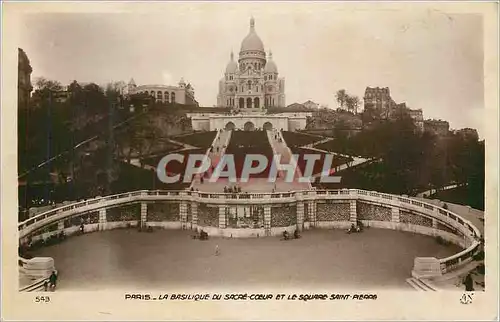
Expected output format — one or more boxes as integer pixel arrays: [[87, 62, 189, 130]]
[[18, 188, 481, 275]]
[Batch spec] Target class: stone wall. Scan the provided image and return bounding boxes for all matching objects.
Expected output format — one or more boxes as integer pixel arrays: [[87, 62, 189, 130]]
[[106, 204, 141, 222], [400, 210, 433, 227], [147, 202, 180, 222], [226, 206, 264, 229], [357, 202, 391, 221], [198, 204, 219, 227], [64, 212, 99, 227], [437, 222, 457, 234], [271, 204, 297, 227], [316, 201, 350, 221], [31, 222, 58, 238]]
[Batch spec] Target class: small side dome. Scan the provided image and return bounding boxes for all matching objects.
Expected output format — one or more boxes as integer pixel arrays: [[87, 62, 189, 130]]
[[225, 52, 238, 74], [264, 51, 278, 73]]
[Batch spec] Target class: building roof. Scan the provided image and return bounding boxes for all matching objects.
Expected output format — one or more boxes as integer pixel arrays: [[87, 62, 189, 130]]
[[286, 103, 305, 109]]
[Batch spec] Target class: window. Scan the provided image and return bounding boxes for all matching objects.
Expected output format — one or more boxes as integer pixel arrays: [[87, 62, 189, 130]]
[[165, 92, 169, 103], [171, 92, 176, 103]]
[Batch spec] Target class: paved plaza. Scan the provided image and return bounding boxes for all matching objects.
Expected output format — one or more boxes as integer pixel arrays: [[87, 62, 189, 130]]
[[30, 228, 460, 291]]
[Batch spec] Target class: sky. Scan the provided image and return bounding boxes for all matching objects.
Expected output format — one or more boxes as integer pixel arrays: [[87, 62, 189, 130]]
[[16, 3, 484, 134]]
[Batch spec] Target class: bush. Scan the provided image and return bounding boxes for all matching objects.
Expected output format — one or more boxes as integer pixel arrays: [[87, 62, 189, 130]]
[[473, 250, 485, 261]]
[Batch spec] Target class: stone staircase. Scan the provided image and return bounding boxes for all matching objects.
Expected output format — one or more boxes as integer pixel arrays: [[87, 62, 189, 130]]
[[308, 137, 334, 148], [266, 130, 310, 189], [191, 130, 232, 187], [406, 277, 438, 291]]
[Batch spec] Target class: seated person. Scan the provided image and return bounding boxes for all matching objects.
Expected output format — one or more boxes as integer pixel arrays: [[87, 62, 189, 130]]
[[347, 223, 356, 234], [294, 229, 300, 239], [282, 231, 289, 240]]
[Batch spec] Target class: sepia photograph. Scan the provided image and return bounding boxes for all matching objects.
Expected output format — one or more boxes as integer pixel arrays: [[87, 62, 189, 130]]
[[2, 1, 498, 320]]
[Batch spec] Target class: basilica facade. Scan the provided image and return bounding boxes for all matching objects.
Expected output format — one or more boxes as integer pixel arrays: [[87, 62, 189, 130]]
[[217, 18, 286, 110]]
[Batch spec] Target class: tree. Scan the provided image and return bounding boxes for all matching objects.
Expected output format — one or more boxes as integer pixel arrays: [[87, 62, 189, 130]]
[[336, 89, 347, 110], [346, 95, 360, 114], [33, 77, 63, 92]]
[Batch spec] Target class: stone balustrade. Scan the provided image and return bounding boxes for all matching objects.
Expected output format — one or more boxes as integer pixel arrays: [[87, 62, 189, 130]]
[[18, 188, 482, 277]]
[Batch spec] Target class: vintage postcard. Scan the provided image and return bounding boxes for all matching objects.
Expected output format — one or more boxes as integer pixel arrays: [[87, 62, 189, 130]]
[[1, 1, 498, 320]]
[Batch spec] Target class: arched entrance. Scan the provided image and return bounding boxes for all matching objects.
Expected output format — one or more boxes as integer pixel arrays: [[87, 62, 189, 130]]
[[254, 97, 260, 109], [246, 97, 253, 109], [225, 122, 236, 131], [263, 122, 273, 131], [244, 121, 255, 131]]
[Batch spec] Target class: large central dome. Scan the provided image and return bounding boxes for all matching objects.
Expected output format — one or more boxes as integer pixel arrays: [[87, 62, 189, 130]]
[[240, 17, 265, 53]]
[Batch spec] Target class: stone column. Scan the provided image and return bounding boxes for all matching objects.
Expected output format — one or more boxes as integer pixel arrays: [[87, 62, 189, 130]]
[[349, 199, 357, 223], [191, 202, 198, 227], [264, 205, 271, 236], [296, 201, 304, 231], [98, 208, 106, 231], [180, 201, 188, 229], [391, 207, 400, 223], [140, 202, 147, 228], [219, 206, 226, 229], [309, 202, 317, 227], [58, 221, 65, 231], [432, 218, 438, 229]]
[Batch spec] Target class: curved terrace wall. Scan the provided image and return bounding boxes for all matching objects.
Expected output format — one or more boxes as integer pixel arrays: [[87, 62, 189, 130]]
[[19, 189, 482, 279]]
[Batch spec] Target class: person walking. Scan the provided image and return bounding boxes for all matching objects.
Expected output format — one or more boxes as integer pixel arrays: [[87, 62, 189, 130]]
[[464, 273, 474, 291], [215, 244, 220, 256], [49, 271, 58, 291]]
